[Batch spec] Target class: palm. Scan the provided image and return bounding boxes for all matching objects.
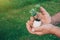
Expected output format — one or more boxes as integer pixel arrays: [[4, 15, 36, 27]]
[[41, 13, 51, 24], [37, 7, 51, 24]]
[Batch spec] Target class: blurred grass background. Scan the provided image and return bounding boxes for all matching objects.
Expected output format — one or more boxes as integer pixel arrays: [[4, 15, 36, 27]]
[[0, 0, 60, 40]]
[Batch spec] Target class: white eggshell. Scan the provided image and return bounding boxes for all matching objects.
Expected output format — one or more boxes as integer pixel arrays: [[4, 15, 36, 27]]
[[33, 20, 41, 28], [32, 20, 41, 32]]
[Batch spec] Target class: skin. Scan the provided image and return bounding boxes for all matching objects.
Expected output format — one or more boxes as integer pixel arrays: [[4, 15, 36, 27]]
[[51, 12, 60, 25], [26, 7, 60, 37]]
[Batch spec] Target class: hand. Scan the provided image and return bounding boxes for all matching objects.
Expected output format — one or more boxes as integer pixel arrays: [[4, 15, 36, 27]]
[[26, 7, 52, 35], [32, 24, 55, 35], [26, 17, 36, 34], [26, 17, 55, 35], [36, 7, 51, 24]]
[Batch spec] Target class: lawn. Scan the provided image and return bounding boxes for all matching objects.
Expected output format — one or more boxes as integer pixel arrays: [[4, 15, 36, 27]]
[[0, 0, 60, 40]]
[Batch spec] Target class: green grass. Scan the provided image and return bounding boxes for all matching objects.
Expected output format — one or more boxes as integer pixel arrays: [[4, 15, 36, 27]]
[[0, 0, 60, 40]]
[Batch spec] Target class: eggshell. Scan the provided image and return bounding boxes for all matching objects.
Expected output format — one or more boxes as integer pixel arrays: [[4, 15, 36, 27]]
[[32, 20, 41, 32], [33, 20, 41, 28]]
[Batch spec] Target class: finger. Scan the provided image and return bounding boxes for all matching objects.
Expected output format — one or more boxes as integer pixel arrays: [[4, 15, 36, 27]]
[[35, 32, 44, 35], [26, 22, 32, 33], [37, 13, 44, 19], [27, 21, 31, 25], [30, 16, 34, 22], [30, 17, 34, 25], [26, 21, 36, 34], [40, 7, 49, 15], [33, 12, 41, 19], [34, 15, 38, 19]]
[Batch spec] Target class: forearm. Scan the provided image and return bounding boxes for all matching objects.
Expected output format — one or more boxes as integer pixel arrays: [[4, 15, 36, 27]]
[[51, 26, 60, 37], [51, 12, 60, 25]]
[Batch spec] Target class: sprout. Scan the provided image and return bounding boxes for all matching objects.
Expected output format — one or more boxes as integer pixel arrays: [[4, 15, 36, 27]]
[[35, 4, 40, 8], [29, 9, 37, 16], [29, 4, 40, 16], [34, 4, 40, 12]]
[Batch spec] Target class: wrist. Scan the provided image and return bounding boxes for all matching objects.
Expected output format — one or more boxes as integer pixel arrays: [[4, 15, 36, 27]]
[[50, 25, 59, 35], [51, 16, 60, 25], [51, 16, 56, 25]]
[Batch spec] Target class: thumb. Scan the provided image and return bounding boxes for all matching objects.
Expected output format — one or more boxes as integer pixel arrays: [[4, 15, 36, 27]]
[[35, 32, 44, 35], [40, 7, 49, 16]]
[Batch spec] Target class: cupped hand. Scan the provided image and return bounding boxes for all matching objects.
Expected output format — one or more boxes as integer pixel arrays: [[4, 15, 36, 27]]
[[32, 24, 55, 35], [37, 7, 51, 24], [26, 17, 55, 35], [26, 7, 53, 35]]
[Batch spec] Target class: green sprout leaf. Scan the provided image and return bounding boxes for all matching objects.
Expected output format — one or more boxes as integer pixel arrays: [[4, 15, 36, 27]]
[[30, 4, 40, 16], [30, 9, 37, 16], [34, 4, 40, 12]]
